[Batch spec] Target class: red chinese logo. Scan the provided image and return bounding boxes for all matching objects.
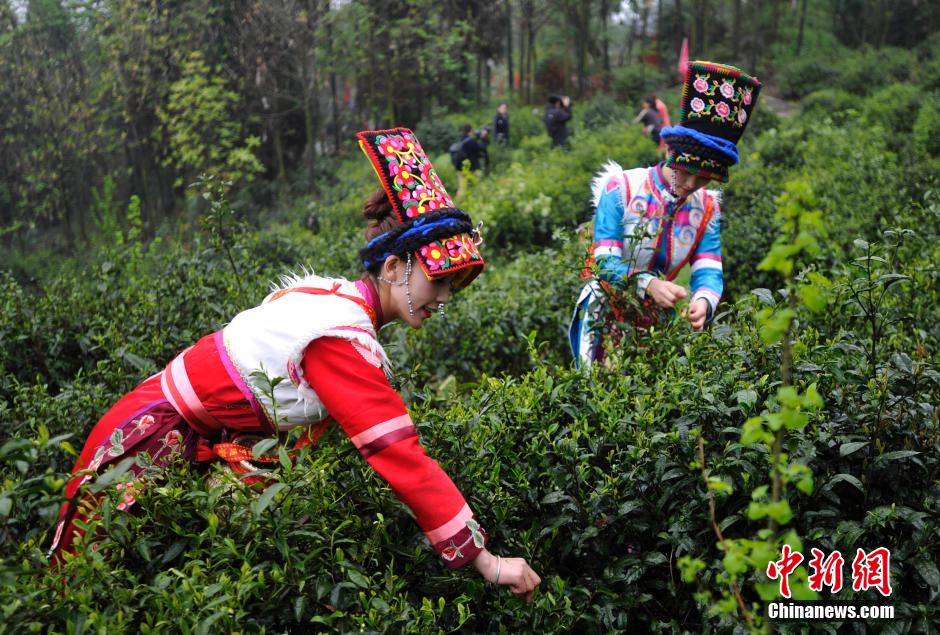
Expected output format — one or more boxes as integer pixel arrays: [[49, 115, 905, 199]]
[[768, 545, 893, 598], [851, 547, 893, 597], [807, 548, 845, 593], [766, 544, 804, 599]]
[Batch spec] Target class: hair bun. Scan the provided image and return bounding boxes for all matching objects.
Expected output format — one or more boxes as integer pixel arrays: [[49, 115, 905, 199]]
[[362, 189, 394, 222], [362, 189, 401, 242]]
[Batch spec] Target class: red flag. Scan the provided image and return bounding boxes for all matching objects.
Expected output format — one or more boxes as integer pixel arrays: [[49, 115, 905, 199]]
[[678, 37, 689, 81]]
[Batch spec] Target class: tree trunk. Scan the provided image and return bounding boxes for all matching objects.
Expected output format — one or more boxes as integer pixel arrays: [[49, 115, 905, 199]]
[[675, 0, 684, 57], [601, 0, 610, 87], [519, 13, 527, 99], [326, 14, 340, 155], [506, 0, 513, 94], [733, 0, 742, 58], [575, 2, 588, 98], [626, 10, 637, 61], [749, 0, 762, 71], [301, 51, 318, 181], [484, 56, 492, 101], [639, 0, 650, 61], [476, 52, 482, 105], [794, 0, 807, 54], [528, 27, 536, 103], [273, 120, 286, 181], [655, 0, 663, 69], [768, 0, 779, 49]]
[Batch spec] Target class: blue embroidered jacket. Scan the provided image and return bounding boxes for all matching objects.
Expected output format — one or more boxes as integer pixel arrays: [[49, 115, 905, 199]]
[[591, 161, 724, 316]]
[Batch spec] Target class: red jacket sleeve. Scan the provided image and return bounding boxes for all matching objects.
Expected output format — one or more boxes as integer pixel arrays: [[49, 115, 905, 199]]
[[303, 336, 486, 568]]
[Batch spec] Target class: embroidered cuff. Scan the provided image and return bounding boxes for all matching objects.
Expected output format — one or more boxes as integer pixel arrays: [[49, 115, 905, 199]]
[[433, 518, 488, 569], [635, 273, 656, 299]]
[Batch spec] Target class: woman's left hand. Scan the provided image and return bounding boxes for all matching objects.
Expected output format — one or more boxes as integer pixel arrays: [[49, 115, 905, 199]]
[[685, 299, 710, 331]]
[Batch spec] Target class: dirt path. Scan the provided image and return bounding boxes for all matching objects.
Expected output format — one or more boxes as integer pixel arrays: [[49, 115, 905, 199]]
[[760, 91, 801, 118]]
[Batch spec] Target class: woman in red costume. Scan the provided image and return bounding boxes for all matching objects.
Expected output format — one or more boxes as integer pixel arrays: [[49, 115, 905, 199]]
[[51, 127, 541, 600]]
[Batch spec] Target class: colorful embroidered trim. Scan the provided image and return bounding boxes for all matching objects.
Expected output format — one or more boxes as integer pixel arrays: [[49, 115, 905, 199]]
[[356, 128, 454, 224], [440, 519, 487, 562], [660, 126, 739, 165], [676, 61, 761, 140], [356, 127, 485, 288]]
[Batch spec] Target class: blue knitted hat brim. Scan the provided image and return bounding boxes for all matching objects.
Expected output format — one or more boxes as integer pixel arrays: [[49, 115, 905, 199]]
[[660, 126, 740, 165]]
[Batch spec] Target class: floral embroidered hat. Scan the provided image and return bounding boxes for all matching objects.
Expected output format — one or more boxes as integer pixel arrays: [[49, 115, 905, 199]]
[[660, 61, 762, 182], [356, 127, 484, 290]]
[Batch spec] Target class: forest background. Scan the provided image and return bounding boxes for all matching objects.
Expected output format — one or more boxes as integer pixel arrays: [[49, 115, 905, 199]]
[[1, 0, 938, 632]]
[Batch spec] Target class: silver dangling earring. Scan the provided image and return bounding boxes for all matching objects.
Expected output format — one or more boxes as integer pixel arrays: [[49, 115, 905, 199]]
[[403, 254, 414, 317], [438, 303, 446, 317], [378, 254, 415, 317]]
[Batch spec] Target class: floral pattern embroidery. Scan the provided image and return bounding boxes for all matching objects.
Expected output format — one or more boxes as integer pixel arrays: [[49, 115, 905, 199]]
[[693, 75, 711, 94], [130, 414, 156, 437], [89, 446, 107, 471], [685, 68, 754, 128], [440, 519, 487, 562], [373, 130, 453, 220], [673, 152, 724, 170], [359, 128, 485, 284], [418, 234, 482, 273]]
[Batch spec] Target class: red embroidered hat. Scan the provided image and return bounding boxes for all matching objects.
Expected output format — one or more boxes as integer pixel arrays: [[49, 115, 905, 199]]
[[357, 127, 484, 289], [660, 61, 762, 182]]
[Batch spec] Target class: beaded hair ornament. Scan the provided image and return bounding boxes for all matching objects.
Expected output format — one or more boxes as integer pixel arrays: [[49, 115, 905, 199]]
[[356, 127, 484, 289], [660, 61, 762, 182]]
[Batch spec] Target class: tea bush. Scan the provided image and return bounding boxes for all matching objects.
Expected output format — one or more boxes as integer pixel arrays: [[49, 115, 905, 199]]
[[612, 64, 668, 104], [1, 71, 939, 633], [800, 89, 858, 126]]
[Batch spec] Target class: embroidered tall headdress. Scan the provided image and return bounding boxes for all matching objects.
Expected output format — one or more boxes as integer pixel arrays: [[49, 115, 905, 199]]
[[660, 61, 762, 182], [356, 127, 484, 289]]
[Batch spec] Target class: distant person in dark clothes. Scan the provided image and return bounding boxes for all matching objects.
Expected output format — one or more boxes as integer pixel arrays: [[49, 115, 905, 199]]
[[493, 103, 509, 144], [633, 96, 663, 145], [450, 124, 488, 173], [545, 95, 572, 148], [451, 124, 489, 197]]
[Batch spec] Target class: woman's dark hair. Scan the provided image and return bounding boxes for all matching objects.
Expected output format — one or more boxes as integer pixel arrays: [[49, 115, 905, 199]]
[[362, 189, 400, 242]]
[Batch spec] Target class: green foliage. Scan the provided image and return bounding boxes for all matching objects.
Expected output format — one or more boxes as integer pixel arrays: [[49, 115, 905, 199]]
[[457, 121, 656, 254], [860, 83, 923, 150], [414, 117, 461, 157], [800, 89, 858, 126], [158, 51, 263, 188], [777, 57, 841, 99], [777, 47, 917, 99], [579, 94, 631, 131], [611, 64, 667, 105], [912, 99, 940, 158], [1, 58, 940, 633]]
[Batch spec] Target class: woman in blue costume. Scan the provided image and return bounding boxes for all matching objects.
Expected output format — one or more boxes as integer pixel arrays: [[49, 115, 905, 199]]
[[571, 61, 762, 367]]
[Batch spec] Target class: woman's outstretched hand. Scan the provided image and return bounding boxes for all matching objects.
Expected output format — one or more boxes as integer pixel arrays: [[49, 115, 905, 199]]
[[474, 549, 542, 602], [647, 278, 687, 309], [684, 298, 710, 331]]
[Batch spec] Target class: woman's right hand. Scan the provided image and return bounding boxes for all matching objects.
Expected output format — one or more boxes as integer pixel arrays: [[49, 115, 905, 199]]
[[647, 278, 687, 309], [473, 549, 542, 602]]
